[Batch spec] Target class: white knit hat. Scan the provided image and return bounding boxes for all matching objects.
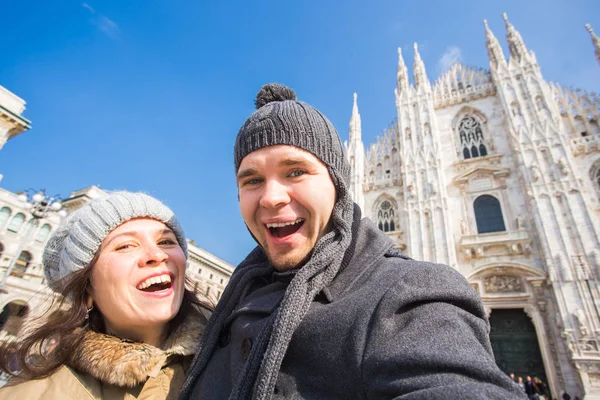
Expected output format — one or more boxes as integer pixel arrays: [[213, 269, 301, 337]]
[[43, 191, 187, 291]]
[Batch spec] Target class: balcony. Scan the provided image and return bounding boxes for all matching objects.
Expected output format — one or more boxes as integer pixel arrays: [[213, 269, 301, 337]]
[[458, 229, 532, 260]]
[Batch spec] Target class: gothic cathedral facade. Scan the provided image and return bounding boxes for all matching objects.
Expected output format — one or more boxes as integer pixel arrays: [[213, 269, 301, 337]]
[[347, 14, 600, 398]]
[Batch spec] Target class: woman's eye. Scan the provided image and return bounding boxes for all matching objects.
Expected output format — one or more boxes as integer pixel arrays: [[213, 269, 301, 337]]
[[289, 170, 306, 177], [159, 239, 177, 246], [115, 243, 134, 251]]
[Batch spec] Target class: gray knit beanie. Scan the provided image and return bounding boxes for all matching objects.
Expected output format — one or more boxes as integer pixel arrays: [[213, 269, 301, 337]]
[[234, 83, 350, 184], [43, 191, 187, 291]]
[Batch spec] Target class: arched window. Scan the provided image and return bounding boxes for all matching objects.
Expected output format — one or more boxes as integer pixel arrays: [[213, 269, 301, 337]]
[[474, 195, 506, 234], [36, 224, 52, 243], [23, 219, 38, 239], [13, 251, 32, 277], [0, 207, 11, 229], [377, 200, 396, 232], [458, 116, 488, 160], [7, 213, 25, 233]]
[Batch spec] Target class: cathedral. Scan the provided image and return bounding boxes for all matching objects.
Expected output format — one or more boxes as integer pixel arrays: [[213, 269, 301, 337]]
[[346, 13, 600, 399]]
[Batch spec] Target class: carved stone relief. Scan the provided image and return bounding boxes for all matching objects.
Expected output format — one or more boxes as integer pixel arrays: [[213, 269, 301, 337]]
[[484, 275, 525, 293]]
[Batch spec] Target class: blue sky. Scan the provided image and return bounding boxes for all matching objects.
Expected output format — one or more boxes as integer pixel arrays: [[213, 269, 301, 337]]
[[1, 0, 598, 266]]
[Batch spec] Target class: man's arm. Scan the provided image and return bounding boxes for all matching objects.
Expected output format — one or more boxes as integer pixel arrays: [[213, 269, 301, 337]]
[[361, 261, 527, 400]]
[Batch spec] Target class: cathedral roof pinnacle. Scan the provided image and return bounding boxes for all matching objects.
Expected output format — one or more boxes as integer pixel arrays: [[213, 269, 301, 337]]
[[352, 92, 359, 116], [397, 47, 410, 92], [349, 92, 361, 142], [413, 42, 429, 89], [483, 18, 507, 68], [586, 24, 600, 66], [502, 12, 529, 63]]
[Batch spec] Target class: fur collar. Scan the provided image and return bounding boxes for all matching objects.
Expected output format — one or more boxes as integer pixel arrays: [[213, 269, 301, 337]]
[[68, 306, 207, 388]]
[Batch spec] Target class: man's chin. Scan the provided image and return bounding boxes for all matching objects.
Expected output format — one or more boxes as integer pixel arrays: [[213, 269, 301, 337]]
[[269, 250, 312, 272]]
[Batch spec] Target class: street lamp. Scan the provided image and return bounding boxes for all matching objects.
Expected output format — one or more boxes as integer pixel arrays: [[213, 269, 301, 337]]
[[0, 189, 67, 289]]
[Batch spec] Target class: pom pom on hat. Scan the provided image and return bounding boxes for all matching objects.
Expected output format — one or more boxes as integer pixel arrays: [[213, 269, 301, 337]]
[[254, 83, 297, 109]]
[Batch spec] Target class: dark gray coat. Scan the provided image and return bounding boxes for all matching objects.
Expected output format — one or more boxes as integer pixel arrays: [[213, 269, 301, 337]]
[[182, 218, 526, 399]]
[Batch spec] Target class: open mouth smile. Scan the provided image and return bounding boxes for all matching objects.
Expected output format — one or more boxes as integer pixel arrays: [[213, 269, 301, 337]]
[[136, 273, 174, 293], [265, 218, 304, 238]]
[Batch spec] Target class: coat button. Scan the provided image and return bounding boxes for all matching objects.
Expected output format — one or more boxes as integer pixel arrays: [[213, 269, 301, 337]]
[[241, 338, 252, 361], [218, 330, 231, 347]]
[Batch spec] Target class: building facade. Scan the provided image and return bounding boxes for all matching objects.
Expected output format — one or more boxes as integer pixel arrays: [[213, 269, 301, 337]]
[[347, 14, 600, 399]]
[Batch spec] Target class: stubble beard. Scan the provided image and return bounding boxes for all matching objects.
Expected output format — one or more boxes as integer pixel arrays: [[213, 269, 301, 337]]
[[266, 245, 314, 272]]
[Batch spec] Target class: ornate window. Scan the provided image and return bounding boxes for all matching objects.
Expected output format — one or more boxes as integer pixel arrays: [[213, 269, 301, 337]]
[[377, 200, 396, 232], [474, 195, 506, 234], [458, 116, 488, 159], [7, 213, 25, 233], [36, 224, 52, 243], [0, 207, 10, 229]]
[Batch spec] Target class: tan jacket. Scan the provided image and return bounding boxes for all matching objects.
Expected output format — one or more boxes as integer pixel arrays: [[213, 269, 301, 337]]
[[0, 307, 206, 400]]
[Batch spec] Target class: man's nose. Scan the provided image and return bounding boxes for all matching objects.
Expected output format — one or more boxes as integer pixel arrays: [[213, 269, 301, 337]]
[[259, 180, 290, 208]]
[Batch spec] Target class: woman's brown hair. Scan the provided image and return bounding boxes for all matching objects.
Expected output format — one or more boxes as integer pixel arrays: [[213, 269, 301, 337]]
[[0, 253, 212, 380]]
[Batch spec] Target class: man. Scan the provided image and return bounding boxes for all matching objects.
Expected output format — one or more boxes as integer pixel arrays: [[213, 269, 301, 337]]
[[181, 83, 525, 399]]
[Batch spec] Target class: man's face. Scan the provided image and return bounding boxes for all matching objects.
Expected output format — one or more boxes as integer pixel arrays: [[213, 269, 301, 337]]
[[237, 145, 336, 271]]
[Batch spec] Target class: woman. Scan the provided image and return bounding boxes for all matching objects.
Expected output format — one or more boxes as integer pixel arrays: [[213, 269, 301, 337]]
[[0, 192, 211, 399]]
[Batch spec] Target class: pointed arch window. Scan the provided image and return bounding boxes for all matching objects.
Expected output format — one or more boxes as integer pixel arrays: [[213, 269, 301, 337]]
[[474, 195, 506, 233], [7, 213, 25, 233], [377, 200, 396, 232], [0, 207, 11, 229], [458, 116, 488, 160]]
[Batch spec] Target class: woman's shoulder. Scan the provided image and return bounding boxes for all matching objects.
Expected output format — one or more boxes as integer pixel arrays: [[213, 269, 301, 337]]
[[0, 366, 98, 400]]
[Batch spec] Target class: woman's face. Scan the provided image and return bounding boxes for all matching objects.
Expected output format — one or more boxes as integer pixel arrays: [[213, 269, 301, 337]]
[[89, 218, 186, 339]]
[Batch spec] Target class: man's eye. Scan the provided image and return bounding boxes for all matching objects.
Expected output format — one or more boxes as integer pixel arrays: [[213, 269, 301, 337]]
[[289, 170, 306, 177], [244, 178, 263, 186]]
